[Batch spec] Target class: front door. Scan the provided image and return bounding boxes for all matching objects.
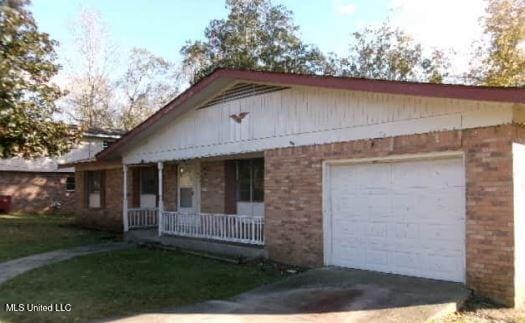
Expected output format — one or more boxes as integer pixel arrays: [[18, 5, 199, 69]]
[[178, 163, 199, 214]]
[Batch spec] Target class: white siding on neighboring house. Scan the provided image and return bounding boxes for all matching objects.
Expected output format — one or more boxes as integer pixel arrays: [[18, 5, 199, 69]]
[[57, 139, 106, 165], [0, 137, 111, 173], [124, 86, 515, 164], [0, 156, 65, 172]]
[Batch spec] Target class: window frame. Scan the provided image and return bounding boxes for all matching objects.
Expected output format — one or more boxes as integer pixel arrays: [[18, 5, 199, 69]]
[[87, 171, 101, 194], [65, 175, 76, 192], [102, 140, 114, 149], [236, 158, 264, 203], [140, 167, 158, 196], [86, 171, 103, 209]]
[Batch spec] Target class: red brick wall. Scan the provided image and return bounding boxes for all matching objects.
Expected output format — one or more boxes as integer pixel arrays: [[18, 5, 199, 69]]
[[200, 161, 226, 213], [464, 126, 515, 306], [264, 125, 520, 306], [75, 168, 123, 232], [0, 171, 76, 214]]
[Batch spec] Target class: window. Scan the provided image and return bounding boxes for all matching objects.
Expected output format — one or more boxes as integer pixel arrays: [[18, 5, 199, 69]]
[[66, 176, 75, 191], [102, 140, 114, 149], [236, 158, 264, 202], [140, 167, 157, 195], [87, 171, 102, 208], [87, 171, 101, 193], [179, 188, 193, 208]]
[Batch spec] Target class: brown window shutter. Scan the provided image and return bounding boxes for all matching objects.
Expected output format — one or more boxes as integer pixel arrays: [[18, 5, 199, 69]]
[[132, 168, 140, 208], [224, 160, 237, 214], [100, 171, 106, 208], [82, 171, 89, 208], [155, 166, 159, 207]]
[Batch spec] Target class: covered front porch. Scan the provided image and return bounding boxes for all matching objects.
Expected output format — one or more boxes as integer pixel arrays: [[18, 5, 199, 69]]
[[122, 156, 265, 248]]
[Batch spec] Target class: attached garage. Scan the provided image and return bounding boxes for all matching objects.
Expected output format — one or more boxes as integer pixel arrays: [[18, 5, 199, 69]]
[[323, 153, 466, 283]]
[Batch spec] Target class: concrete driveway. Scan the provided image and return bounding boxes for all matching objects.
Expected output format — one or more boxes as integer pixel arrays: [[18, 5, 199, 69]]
[[112, 267, 470, 323]]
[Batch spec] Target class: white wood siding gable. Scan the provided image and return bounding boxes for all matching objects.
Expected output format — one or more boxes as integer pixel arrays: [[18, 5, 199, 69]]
[[124, 85, 515, 164]]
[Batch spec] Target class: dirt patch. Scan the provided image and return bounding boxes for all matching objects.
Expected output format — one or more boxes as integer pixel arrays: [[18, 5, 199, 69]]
[[439, 296, 525, 323]]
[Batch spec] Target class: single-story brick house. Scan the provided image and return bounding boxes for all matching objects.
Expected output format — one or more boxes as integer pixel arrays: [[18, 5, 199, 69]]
[[0, 128, 123, 214], [70, 69, 525, 307]]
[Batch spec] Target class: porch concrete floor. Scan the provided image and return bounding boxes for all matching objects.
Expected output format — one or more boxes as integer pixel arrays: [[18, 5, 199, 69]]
[[111, 267, 470, 323], [125, 229, 266, 259]]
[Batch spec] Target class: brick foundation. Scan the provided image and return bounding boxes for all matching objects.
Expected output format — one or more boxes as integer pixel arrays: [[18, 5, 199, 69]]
[[264, 124, 523, 306], [0, 171, 76, 214]]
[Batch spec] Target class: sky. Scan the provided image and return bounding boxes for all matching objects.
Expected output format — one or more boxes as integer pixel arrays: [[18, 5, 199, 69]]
[[30, 0, 487, 80]]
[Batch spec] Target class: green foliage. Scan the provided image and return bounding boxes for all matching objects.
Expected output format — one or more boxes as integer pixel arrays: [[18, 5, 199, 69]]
[[468, 0, 525, 86], [181, 0, 328, 83], [0, 0, 79, 158], [339, 23, 449, 83]]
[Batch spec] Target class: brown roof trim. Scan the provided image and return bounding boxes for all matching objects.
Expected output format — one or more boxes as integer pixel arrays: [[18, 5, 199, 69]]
[[64, 159, 122, 171], [226, 69, 525, 103], [58, 158, 121, 168], [58, 158, 97, 168], [97, 68, 525, 161]]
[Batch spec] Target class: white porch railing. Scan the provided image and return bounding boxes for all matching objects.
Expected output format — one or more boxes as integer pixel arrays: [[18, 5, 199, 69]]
[[161, 212, 264, 245], [128, 208, 158, 229]]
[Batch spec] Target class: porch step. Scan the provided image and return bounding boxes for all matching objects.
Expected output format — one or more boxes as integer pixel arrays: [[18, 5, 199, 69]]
[[125, 229, 266, 261]]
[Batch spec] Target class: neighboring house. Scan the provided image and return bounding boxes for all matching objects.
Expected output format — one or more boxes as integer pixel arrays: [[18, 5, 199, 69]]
[[0, 128, 124, 214], [69, 69, 525, 307]]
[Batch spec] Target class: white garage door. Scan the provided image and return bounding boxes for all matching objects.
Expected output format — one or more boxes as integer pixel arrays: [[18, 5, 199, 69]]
[[325, 156, 466, 282]]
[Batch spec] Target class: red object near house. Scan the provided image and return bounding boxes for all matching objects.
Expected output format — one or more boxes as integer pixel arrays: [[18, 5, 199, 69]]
[[0, 195, 11, 214]]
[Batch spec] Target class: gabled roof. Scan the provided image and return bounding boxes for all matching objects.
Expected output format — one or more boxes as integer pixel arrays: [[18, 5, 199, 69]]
[[97, 68, 525, 161]]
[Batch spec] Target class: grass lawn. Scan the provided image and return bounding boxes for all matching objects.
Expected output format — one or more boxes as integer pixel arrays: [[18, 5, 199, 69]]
[[0, 214, 115, 262], [0, 247, 285, 322]]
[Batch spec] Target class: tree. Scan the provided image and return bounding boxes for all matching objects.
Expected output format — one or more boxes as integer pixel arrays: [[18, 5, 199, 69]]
[[181, 0, 327, 82], [339, 23, 449, 83], [468, 0, 525, 86], [117, 48, 181, 130], [0, 0, 78, 158], [62, 7, 117, 128]]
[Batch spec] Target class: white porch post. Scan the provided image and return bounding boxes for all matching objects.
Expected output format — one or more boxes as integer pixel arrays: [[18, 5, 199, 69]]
[[158, 161, 164, 236], [123, 165, 129, 232]]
